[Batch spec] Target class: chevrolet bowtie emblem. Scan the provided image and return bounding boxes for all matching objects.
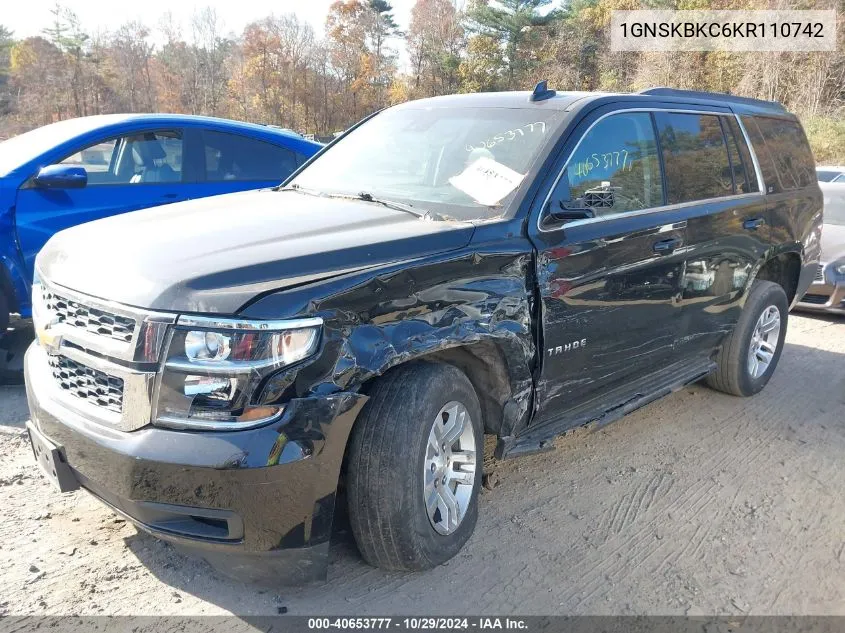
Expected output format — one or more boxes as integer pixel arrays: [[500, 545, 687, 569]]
[[37, 321, 63, 355]]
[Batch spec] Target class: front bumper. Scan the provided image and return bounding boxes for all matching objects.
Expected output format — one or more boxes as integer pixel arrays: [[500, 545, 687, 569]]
[[24, 342, 367, 585], [796, 279, 845, 315]]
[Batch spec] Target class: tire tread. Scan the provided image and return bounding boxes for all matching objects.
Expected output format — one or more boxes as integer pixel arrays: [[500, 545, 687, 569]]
[[706, 280, 787, 397], [347, 361, 482, 571]]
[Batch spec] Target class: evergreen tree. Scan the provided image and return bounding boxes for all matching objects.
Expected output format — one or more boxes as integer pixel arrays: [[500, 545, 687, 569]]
[[464, 0, 561, 89]]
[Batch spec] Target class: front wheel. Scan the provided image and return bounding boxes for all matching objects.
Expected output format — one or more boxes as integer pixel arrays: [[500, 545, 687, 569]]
[[346, 361, 483, 571], [706, 280, 788, 397]]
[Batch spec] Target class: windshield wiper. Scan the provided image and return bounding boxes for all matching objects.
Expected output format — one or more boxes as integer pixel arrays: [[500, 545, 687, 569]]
[[279, 187, 443, 220], [275, 183, 323, 197], [331, 191, 433, 219]]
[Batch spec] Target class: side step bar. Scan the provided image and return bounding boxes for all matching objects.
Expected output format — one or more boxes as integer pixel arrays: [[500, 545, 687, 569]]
[[496, 357, 716, 459]]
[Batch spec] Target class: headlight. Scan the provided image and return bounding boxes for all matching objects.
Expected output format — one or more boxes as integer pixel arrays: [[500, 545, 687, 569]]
[[180, 327, 319, 367], [835, 262, 845, 276], [153, 316, 322, 430]]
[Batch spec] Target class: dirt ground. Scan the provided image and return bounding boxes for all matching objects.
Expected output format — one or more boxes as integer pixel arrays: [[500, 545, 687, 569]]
[[1, 312, 844, 617]]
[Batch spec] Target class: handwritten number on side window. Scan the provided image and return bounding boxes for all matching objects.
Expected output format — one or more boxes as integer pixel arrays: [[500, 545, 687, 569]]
[[573, 149, 630, 179]]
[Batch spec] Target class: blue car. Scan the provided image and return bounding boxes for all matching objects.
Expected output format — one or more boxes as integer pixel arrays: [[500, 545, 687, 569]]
[[0, 114, 322, 332]]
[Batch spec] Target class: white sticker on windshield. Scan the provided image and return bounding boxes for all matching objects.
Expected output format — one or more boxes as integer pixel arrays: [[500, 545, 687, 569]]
[[448, 157, 525, 206]]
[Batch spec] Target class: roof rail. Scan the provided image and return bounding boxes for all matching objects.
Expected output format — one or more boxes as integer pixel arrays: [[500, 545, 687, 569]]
[[638, 87, 786, 113]]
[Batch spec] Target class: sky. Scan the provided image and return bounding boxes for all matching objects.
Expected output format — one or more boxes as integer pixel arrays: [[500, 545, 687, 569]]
[[3, 0, 417, 43]]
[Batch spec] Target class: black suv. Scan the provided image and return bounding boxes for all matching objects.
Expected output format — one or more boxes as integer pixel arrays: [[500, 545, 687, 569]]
[[25, 86, 822, 584]]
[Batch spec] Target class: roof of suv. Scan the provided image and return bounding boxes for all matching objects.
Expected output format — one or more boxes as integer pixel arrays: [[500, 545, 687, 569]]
[[394, 87, 788, 118], [395, 91, 594, 111]]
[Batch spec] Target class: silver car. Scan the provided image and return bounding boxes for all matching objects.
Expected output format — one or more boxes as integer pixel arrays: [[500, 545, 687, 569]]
[[797, 172, 845, 314], [816, 165, 845, 183]]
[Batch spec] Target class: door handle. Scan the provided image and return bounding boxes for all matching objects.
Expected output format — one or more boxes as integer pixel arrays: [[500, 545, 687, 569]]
[[743, 217, 765, 230], [653, 237, 681, 254]]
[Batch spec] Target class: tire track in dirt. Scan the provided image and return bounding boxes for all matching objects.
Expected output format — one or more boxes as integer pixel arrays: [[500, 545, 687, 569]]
[[552, 396, 791, 608], [600, 471, 672, 541], [561, 346, 841, 612]]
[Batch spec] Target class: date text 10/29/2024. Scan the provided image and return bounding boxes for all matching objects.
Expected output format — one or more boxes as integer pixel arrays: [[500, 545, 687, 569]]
[[307, 618, 529, 630]]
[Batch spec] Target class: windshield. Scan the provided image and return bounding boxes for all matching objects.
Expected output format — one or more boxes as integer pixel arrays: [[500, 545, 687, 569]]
[[817, 170, 842, 182], [290, 106, 564, 221], [0, 117, 123, 177]]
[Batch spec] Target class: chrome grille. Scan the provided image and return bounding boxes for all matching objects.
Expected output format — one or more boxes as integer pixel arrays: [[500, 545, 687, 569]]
[[814, 263, 825, 282], [44, 289, 136, 343], [48, 354, 124, 413]]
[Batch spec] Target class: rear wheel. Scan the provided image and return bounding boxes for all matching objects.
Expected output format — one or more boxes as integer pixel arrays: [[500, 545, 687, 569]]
[[706, 280, 788, 397], [346, 361, 483, 571]]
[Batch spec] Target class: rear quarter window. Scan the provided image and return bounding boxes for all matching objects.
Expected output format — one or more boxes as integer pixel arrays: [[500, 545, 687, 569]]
[[741, 115, 816, 193]]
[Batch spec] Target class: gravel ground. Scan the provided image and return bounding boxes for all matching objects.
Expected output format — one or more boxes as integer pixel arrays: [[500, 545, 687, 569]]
[[1, 313, 843, 617]]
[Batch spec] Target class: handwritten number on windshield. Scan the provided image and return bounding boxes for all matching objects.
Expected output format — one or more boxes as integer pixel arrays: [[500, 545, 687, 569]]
[[466, 122, 547, 153]]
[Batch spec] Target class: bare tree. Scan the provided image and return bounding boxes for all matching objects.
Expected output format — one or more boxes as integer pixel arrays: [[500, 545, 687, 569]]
[[1, 0, 844, 162], [190, 8, 230, 116], [408, 0, 465, 97], [110, 21, 155, 111]]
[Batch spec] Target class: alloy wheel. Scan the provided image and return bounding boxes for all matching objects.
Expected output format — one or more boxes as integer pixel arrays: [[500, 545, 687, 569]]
[[423, 401, 477, 535], [748, 305, 781, 379]]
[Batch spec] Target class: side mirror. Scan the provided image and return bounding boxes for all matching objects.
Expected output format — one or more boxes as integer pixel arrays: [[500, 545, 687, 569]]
[[546, 167, 595, 223], [34, 165, 88, 189], [550, 206, 595, 222]]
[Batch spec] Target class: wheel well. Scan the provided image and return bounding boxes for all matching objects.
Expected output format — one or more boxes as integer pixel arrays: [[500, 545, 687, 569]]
[[358, 341, 513, 437], [755, 253, 801, 304]]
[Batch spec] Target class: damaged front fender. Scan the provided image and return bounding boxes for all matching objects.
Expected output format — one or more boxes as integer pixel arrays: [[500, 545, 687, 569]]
[[242, 237, 538, 440]]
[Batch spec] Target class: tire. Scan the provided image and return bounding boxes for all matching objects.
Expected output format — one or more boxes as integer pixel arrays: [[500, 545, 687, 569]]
[[706, 280, 788, 397], [346, 361, 484, 571]]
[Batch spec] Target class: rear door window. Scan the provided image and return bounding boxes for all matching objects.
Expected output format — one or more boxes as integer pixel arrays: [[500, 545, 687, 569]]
[[202, 131, 297, 182], [721, 118, 748, 194], [740, 116, 779, 194], [654, 112, 734, 204], [565, 112, 664, 216], [724, 117, 759, 194]]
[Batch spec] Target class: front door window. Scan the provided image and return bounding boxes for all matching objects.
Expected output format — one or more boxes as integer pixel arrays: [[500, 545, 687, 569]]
[[565, 112, 663, 216], [57, 130, 183, 185]]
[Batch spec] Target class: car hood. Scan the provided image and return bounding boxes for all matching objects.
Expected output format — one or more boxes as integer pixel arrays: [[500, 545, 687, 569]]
[[37, 189, 476, 313]]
